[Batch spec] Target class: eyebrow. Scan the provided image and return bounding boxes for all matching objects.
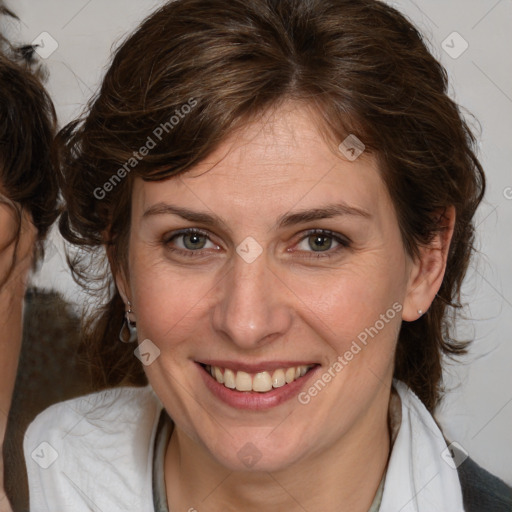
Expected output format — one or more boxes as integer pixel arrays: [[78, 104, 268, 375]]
[[142, 201, 372, 230]]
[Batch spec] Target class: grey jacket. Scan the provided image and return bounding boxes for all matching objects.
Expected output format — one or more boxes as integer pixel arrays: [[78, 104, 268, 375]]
[[457, 451, 512, 511]]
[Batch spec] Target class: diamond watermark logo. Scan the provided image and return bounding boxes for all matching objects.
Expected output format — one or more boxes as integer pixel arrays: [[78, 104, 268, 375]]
[[236, 236, 263, 264], [237, 442, 262, 468], [31, 32, 59, 59], [441, 441, 469, 469], [338, 134, 365, 161], [134, 338, 161, 366], [441, 32, 468, 59], [31, 441, 59, 469]]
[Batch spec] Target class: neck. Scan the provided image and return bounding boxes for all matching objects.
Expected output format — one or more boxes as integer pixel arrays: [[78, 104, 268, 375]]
[[164, 386, 392, 512]]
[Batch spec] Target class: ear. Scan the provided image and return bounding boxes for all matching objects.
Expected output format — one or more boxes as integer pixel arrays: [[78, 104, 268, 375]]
[[115, 268, 131, 308], [106, 243, 131, 310], [402, 206, 456, 321]]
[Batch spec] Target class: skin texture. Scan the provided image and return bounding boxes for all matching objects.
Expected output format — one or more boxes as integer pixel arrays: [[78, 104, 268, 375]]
[[0, 198, 36, 512], [117, 102, 454, 512]]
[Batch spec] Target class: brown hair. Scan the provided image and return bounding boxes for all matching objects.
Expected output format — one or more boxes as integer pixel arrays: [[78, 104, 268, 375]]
[[0, 3, 59, 285], [58, 0, 485, 411]]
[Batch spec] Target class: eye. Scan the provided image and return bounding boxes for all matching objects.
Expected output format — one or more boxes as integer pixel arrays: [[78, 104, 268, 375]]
[[163, 228, 219, 257], [162, 227, 350, 260], [293, 229, 350, 258]]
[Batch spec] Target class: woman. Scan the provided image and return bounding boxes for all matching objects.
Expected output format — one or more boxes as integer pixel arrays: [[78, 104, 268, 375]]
[[23, 0, 512, 510], [0, 4, 59, 510]]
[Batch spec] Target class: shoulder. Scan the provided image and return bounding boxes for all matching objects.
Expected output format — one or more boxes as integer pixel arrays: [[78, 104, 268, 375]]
[[23, 385, 162, 512], [454, 449, 512, 512], [24, 385, 161, 442]]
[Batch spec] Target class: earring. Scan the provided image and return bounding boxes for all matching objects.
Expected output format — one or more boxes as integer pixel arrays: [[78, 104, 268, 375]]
[[417, 309, 423, 316], [119, 301, 138, 343]]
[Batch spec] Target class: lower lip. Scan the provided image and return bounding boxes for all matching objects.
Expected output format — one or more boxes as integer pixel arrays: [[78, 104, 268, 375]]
[[197, 363, 320, 410]]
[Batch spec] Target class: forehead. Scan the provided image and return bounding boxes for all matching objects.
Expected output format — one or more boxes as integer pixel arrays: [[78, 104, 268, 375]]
[[133, 102, 391, 226]]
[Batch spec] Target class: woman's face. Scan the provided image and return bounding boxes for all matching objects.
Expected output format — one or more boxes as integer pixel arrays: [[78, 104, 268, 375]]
[[121, 102, 421, 472]]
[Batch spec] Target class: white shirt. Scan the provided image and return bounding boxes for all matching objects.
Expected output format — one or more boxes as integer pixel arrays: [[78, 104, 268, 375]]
[[23, 380, 464, 511], [24, 386, 162, 512]]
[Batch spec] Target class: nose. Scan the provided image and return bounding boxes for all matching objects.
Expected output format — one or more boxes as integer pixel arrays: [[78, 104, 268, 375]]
[[212, 249, 293, 350]]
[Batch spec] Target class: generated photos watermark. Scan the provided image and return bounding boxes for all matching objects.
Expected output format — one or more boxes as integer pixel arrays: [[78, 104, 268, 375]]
[[298, 302, 403, 405], [93, 97, 198, 200]]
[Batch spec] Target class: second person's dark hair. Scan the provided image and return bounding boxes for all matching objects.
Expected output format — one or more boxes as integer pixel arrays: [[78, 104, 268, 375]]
[[0, 2, 59, 282]]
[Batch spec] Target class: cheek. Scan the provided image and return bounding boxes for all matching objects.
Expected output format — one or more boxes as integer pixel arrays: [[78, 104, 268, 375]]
[[289, 258, 406, 348], [129, 256, 217, 348]]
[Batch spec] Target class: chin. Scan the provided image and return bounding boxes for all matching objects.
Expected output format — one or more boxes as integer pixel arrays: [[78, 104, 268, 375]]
[[204, 432, 308, 473]]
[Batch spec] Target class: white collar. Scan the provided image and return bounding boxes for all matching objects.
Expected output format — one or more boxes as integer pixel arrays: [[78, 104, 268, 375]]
[[379, 380, 465, 511]]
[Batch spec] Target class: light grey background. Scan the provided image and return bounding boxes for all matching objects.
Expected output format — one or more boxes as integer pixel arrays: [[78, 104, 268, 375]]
[[4, 0, 511, 483]]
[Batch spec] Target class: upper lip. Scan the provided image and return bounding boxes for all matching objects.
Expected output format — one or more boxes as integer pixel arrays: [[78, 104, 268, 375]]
[[197, 360, 319, 373]]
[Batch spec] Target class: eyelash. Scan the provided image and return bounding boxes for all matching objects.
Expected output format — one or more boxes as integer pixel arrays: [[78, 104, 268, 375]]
[[162, 228, 351, 260]]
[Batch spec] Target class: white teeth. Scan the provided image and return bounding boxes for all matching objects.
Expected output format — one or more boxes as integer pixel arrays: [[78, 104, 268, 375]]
[[285, 367, 296, 383], [235, 371, 253, 391], [272, 369, 286, 388], [224, 368, 236, 389], [253, 372, 273, 392], [214, 366, 224, 384], [206, 364, 313, 393]]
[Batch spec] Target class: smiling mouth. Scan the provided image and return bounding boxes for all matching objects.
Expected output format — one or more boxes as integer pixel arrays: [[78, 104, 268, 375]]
[[200, 363, 317, 393]]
